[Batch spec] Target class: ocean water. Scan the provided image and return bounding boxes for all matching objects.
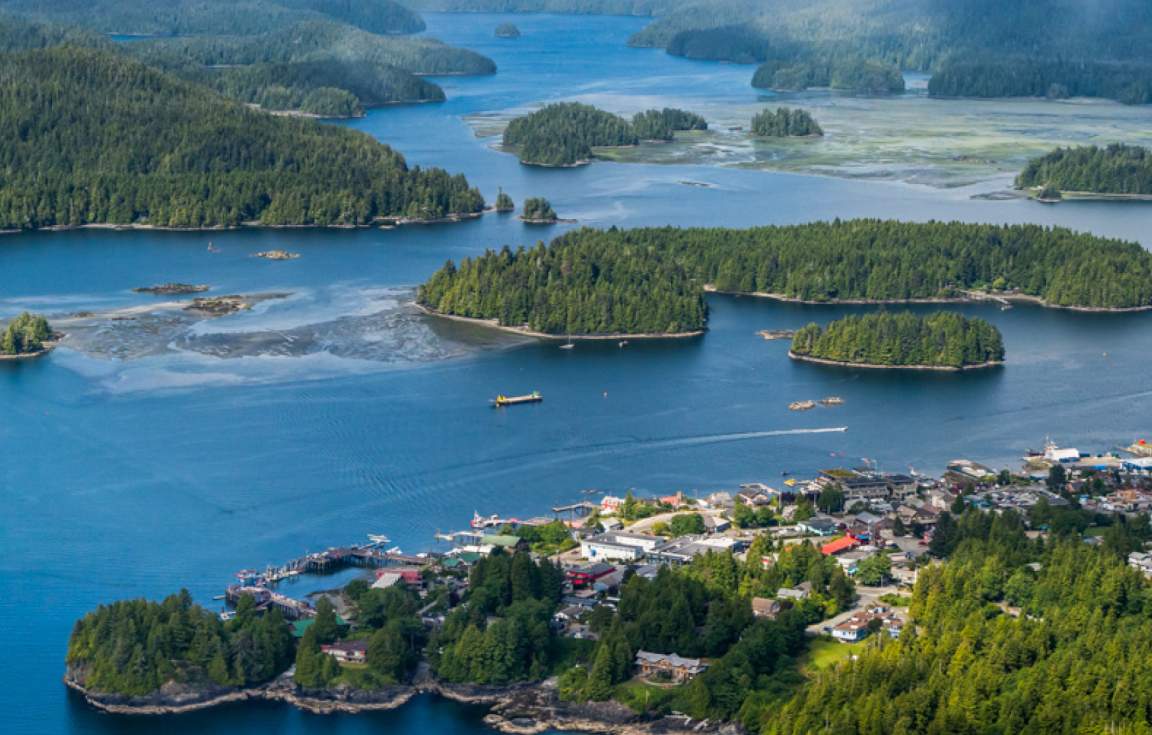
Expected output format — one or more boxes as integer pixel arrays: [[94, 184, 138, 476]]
[[3, 13, 1152, 734]]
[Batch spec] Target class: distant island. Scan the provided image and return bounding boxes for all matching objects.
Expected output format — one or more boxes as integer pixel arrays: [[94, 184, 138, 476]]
[[751, 107, 823, 137], [1017, 144, 1152, 200], [1, 312, 57, 358], [133, 283, 210, 295], [494, 22, 520, 38], [790, 312, 1006, 370], [752, 55, 904, 94], [418, 220, 1152, 338], [520, 197, 558, 224], [501, 103, 707, 166], [0, 47, 485, 231]]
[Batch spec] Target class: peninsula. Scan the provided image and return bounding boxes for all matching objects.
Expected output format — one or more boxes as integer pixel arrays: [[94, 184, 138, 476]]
[[64, 444, 1152, 734], [789, 312, 1006, 370]]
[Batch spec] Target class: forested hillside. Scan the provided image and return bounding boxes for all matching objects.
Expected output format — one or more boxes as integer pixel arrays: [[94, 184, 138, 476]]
[[752, 55, 904, 94], [768, 516, 1152, 734], [0, 0, 426, 36], [0, 47, 484, 230], [1017, 144, 1152, 195], [791, 312, 1006, 368], [627, 0, 1152, 104], [420, 222, 1152, 334]]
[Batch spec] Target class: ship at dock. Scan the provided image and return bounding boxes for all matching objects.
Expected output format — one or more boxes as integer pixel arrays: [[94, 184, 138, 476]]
[[492, 391, 543, 407]]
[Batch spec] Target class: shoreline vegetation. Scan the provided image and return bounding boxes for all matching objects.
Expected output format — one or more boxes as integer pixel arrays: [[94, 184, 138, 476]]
[[788, 312, 1007, 371], [418, 221, 1152, 338], [415, 303, 706, 341], [0, 312, 59, 359], [1017, 144, 1152, 200]]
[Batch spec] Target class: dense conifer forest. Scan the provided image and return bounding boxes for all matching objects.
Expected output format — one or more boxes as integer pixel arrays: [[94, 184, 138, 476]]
[[1016, 144, 1152, 196], [66, 592, 294, 696], [0, 0, 426, 36], [791, 312, 1006, 368], [418, 238, 707, 336], [521, 198, 558, 222], [768, 513, 1152, 734], [0, 47, 484, 230], [502, 103, 707, 165], [751, 107, 823, 137], [419, 221, 1152, 335], [1, 312, 53, 355], [752, 55, 904, 94], [928, 58, 1152, 104]]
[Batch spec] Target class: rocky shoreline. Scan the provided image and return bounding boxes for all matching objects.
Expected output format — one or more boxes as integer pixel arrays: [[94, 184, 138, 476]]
[[703, 285, 1152, 314], [64, 670, 734, 733], [415, 303, 706, 341], [789, 350, 1004, 371]]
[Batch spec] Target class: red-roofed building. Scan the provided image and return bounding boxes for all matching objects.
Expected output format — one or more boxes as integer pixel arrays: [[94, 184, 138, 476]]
[[821, 536, 860, 556], [375, 567, 423, 585]]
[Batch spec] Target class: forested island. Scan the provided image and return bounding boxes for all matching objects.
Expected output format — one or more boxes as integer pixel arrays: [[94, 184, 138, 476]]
[[494, 190, 515, 213], [751, 107, 823, 137], [0, 47, 485, 230], [1016, 144, 1152, 198], [418, 221, 1152, 337], [790, 312, 1006, 370], [0, 312, 55, 357], [520, 197, 558, 223], [501, 103, 707, 166], [418, 238, 707, 337]]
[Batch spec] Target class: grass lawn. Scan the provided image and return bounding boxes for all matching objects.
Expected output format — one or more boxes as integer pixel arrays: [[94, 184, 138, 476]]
[[614, 679, 682, 714], [803, 637, 867, 673]]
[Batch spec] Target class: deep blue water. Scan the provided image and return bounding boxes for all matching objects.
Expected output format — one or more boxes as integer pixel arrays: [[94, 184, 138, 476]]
[[3, 13, 1152, 734]]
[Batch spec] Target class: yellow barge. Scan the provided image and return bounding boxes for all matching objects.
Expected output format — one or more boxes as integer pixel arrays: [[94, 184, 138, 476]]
[[493, 391, 543, 407]]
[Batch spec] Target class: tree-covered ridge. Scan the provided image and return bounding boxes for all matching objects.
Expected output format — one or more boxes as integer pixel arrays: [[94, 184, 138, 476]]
[[751, 107, 823, 137], [752, 55, 904, 94], [66, 591, 294, 696], [769, 519, 1152, 734], [128, 20, 496, 77], [0, 13, 107, 51], [502, 103, 708, 165], [0, 47, 484, 230], [791, 312, 1006, 368], [418, 239, 708, 336], [199, 60, 445, 117], [503, 103, 638, 166], [0, 0, 426, 36], [928, 57, 1152, 105], [629, 0, 1152, 105], [1, 312, 53, 355], [1017, 144, 1152, 196]]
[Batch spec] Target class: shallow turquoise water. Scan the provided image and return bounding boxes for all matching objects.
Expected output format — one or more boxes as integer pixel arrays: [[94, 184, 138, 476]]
[[3, 13, 1152, 734]]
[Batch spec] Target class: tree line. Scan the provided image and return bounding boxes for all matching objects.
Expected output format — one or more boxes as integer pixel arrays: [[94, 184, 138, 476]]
[[791, 312, 1006, 368], [502, 103, 707, 165], [752, 55, 904, 94], [751, 107, 823, 137], [0, 47, 485, 230], [417, 238, 708, 336], [1017, 144, 1152, 196], [419, 220, 1152, 336]]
